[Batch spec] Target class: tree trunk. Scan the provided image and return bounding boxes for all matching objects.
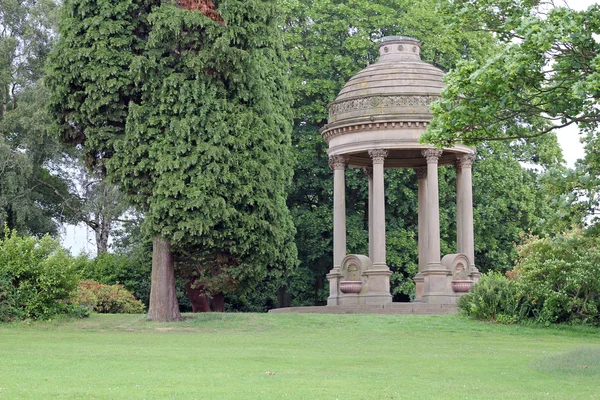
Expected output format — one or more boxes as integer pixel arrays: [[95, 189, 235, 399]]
[[95, 217, 110, 254], [211, 292, 225, 312], [147, 236, 182, 321], [184, 280, 211, 312], [277, 285, 291, 308]]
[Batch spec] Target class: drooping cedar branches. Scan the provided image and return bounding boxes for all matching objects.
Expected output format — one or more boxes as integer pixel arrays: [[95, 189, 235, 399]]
[[47, 0, 297, 320]]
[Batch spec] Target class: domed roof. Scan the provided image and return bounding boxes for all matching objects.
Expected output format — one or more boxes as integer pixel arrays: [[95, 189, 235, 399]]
[[326, 36, 445, 126], [321, 36, 473, 168]]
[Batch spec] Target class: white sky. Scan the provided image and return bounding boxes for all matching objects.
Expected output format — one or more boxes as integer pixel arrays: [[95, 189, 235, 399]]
[[62, 223, 96, 256], [59, 0, 598, 255]]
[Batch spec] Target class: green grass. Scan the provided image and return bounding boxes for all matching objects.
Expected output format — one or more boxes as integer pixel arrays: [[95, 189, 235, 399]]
[[1, 313, 599, 399]]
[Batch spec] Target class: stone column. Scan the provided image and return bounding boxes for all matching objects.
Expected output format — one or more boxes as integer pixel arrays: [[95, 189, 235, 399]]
[[414, 167, 428, 301], [455, 162, 463, 254], [456, 153, 476, 268], [422, 149, 443, 266], [326, 155, 347, 305], [368, 149, 388, 267], [362, 167, 374, 260], [329, 155, 348, 269], [363, 149, 392, 305], [415, 167, 428, 272]]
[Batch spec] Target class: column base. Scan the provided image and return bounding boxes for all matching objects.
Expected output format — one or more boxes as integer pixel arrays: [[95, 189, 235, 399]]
[[337, 293, 392, 306], [326, 268, 342, 306], [327, 296, 341, 306], [421, 263, 457, 305], [470, 265, 480, 283], [327, 257, 392, 306], [364, 267, 392, 305], [421, 293, 463, 305], [413, 272, 424, 301]]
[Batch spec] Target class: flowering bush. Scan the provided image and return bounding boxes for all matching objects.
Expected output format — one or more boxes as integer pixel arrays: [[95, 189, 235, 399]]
[[72, 280, 145, 314], [73, 251, 151, 308]]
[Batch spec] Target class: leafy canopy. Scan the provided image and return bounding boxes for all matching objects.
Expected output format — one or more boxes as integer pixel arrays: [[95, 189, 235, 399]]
[[423, 1, 600, 145], [47, 0, 298, 290]]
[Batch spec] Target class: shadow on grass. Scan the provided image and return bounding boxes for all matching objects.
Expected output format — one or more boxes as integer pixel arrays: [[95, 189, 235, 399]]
[[532, 346, 600, 376]]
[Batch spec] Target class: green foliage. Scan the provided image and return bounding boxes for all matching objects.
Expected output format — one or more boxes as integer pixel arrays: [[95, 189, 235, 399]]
[[224, 277, 283, 312], [513, 230, 600, 325], [457, 272, 526, 323], [72, 280, 145, 314], [419, 0, 600, 231], [422, 2, 600, 229], [0, 0, 73, 236], [46, 0, 150, 167], [471, 141, 562, 272], [1, 58, 77, 236], [0, 228, 79, 319], [0, 0, 130, 243], [48, 0, 298, 299], [0, 275, 22, 322], [461, 229, 600, 325], [423, 2, 600, 145]]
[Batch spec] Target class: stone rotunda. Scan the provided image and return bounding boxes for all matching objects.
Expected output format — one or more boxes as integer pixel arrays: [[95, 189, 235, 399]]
[[322, 36, 479, 306]]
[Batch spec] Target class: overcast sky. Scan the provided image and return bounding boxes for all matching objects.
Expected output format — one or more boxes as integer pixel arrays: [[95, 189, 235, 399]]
[[60, 0, 599, 256]]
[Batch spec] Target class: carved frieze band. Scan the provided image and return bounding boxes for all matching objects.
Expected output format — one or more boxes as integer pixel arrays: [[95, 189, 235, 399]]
[[328, 155, 348, 171], [415, 167, 427, 180], [422, 149, 443, 164], [368, 149, 389, 165], [321, 120, 430, 143], [328, 95, 439, 118], [455, 153, 476, 171], [362, 167, 373, 179]]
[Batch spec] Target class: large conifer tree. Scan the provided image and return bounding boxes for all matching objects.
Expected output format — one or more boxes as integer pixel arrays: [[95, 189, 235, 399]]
[[47, 0, 297, 320]]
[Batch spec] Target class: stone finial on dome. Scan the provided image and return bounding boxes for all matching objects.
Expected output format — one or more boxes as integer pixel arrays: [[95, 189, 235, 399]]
[[378, 36, 421, 62]]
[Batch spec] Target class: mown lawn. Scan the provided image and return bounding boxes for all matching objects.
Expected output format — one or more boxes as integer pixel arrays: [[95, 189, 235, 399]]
[[0, 313, 599, 399]]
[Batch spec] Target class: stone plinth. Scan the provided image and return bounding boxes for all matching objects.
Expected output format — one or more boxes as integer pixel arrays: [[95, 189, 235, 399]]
[[269, 303, 458, 315]]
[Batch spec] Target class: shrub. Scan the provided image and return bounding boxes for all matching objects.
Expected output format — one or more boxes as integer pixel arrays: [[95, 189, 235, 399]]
[[72, 280, 145, 314], [73, 251, 151, 307], [0, 276, 23, 322], [0, 229, 79, 320], [457, 272, 527, 323], [513, 230, 600, 324]]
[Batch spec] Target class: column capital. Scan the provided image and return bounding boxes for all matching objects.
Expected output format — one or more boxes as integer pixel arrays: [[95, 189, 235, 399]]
[[368, 149, 388, 164], [456, 153, 476, 171], [422, 148, 443, 164], [415, 167, 427, 180], [362, 166, 373, 179], [328, 155, 348, 171]]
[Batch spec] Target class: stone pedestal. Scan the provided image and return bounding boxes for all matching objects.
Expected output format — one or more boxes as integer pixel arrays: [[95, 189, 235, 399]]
[[326, 269, 342, 306], [413, 273, 424, 301], [335, 254, 392, 306], [362, 268, 392, 305], [422, 267, 457, 305]]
